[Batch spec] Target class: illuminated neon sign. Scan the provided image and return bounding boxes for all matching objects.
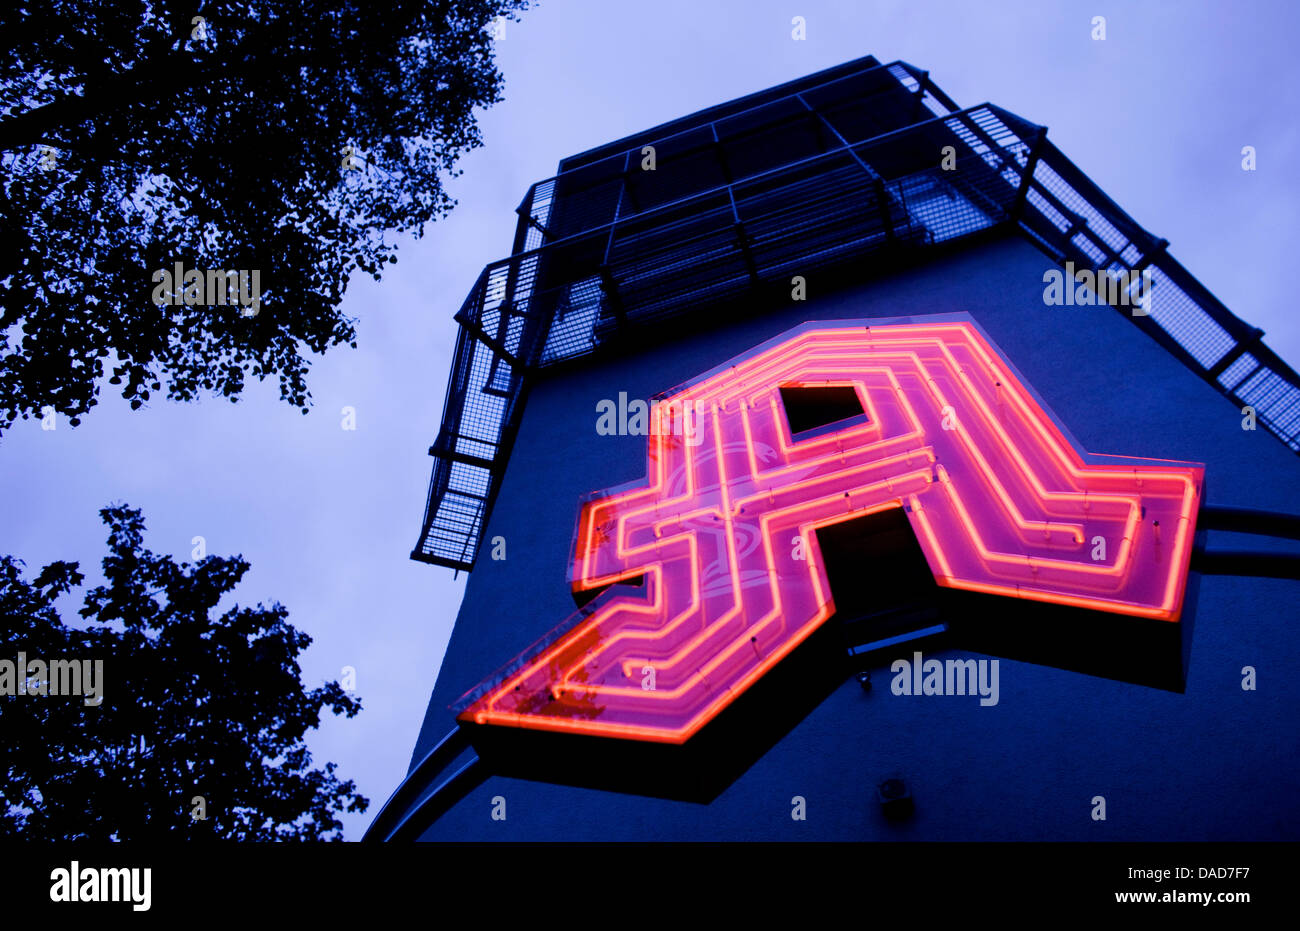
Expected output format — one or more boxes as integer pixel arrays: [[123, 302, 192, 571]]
[[457, 320, 1204, 744]]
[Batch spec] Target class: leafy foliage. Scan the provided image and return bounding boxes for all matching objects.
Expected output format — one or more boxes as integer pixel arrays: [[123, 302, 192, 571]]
[[0, 0, 527, 429], [0, 504, 366, 840]]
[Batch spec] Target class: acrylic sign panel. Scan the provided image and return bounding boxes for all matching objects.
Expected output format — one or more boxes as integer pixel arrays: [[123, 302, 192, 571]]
[[457, 320, 1204, 744]]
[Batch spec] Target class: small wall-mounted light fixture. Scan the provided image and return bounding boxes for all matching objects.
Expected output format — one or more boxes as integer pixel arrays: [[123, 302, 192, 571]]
[[878, 777, 914, 820]]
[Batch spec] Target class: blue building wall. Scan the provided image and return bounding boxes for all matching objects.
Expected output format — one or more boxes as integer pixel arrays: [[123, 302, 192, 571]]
[[410, 232, 1300, 840]]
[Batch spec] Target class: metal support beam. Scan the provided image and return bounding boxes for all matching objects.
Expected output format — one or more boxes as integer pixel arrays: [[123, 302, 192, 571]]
[[911, 68, 931, 120], [603, 150, 632, 268], [598, 264, 625, 328], [795, 93, 896, 242], [1010, 128, 1047, 220], [904, 62, 960, 112], [427, 443, 496, 471], [709, 123, 760, 285], [453, 307, 523, 371], [1207, 327, 1266, 381], [512, 185, 543, 251]]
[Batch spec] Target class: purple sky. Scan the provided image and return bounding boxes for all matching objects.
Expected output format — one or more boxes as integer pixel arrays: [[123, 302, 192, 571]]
[[2, 0, 1296, 840]]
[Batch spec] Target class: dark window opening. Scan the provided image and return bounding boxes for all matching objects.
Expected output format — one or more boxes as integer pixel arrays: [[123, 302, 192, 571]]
[[779, 385, 867, 438], [814, 507, 942, 653]]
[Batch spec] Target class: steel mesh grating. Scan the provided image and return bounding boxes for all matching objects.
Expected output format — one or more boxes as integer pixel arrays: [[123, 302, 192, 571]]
[[413, 59, 1300, 570]]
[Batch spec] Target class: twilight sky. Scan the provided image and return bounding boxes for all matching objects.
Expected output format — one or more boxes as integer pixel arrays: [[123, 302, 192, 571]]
[[2, 0, 1296, 840]]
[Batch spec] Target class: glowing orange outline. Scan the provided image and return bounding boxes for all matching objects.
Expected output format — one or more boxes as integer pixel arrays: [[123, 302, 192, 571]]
[[457, 321, 1204, 744]]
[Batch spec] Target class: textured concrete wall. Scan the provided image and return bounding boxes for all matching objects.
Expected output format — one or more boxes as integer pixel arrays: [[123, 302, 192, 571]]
[[408, 232, 1300, 840]]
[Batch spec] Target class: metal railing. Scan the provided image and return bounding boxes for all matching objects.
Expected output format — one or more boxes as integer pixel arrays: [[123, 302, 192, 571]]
[[413, 60, 1300, 571]]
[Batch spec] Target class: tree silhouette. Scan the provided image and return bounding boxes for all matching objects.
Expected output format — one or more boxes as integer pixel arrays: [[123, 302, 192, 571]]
[[0, 504, 367, 840], [0, 0, 527, 431]]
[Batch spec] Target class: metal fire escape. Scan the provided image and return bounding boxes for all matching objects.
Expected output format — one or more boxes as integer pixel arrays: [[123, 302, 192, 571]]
[[413, 55, 1300, 572]]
